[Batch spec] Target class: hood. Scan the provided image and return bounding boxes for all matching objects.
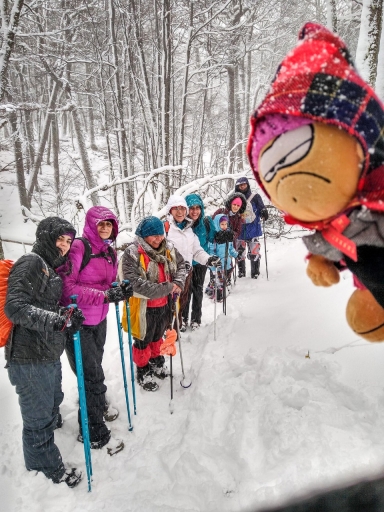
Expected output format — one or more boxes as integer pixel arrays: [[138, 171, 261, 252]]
[[33, 216, 76, 268], [235, 177, 251, 198], [247, 22, 384, 227], [165, 195, 188, 215], [225, 192, 247, 214], [213, 214, 229, 233], [83, 206, 119, 249]]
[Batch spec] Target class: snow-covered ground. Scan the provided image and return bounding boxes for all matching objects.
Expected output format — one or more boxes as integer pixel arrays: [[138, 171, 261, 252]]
[[2, 222, 384, 511]]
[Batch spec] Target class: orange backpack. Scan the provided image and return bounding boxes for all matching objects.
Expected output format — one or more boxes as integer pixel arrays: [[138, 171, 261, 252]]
[[0, 260, 14, 347]]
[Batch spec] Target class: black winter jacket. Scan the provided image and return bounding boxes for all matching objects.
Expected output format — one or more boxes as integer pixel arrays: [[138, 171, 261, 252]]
[[4, 216, 76, 364]]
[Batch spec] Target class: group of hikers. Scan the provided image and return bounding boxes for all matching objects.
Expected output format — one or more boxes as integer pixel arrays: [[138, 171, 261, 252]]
[[4, 176, 268, 488]]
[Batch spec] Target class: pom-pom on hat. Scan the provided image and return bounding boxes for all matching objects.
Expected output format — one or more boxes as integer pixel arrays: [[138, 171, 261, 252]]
[[135, 216, 164, 238]]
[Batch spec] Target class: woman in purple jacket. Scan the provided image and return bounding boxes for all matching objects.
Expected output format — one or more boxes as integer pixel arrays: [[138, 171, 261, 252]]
[[60, 206, 131, 456]]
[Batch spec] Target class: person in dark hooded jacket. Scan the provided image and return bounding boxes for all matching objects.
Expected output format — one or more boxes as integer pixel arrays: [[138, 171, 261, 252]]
[[235, 177, 269, 279], [5, 216, 84, 488], [212, 191, 247, 244], [181, 194, 215, 331]]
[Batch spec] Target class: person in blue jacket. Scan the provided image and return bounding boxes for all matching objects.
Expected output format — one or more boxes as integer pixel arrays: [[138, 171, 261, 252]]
[[235, 177, 269, 279], [206, 215, 238, 301], [181, 193, 215, 331]]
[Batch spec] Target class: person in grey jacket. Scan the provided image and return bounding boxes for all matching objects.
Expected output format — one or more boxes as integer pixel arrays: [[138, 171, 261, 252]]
[[4, 217, 85, 488], [120, 216, 186, 391]]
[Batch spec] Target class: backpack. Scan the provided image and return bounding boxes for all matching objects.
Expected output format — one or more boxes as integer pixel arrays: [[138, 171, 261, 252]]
[[242, 193, 256, 224], [77, 237, 117, 271], [0, 254, 49, 347]]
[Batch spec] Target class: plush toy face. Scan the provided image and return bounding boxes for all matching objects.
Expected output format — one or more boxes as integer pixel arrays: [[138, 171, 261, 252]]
[[258, 122, 364, 222]]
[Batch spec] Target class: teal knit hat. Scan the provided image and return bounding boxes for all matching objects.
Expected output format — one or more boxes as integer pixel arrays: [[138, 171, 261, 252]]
[[135, 216, 164, 237]]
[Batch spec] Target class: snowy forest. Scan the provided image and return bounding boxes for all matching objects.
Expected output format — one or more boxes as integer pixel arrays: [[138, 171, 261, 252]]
[[2, 1, 384, 510]]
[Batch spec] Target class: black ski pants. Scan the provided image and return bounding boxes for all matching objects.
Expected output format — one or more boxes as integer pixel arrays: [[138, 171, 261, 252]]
[[65, 319, 110, 444], [182, 263, 207, 325]]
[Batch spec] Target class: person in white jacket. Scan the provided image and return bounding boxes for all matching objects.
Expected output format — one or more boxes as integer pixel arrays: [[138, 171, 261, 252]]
[[165, 195, 220, 329]]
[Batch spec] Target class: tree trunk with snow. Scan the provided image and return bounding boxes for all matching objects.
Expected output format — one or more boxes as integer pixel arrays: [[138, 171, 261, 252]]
[[9, 109, 29, 209], [0, 0, 25, 102], [355, 0, 383, 86]]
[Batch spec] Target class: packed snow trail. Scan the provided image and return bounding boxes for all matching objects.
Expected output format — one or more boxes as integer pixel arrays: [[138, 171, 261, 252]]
[[2, 238, 384, 512]]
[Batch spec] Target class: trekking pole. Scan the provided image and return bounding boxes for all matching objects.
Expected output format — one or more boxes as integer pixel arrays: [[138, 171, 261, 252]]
[[111, 282, 133, 431], [69, 295, 92, 492], [122, 280, 137, 416], [233, 257, 237, 285], [223, 242, 229, 315], [214, 269, 218, 341], [174, 297, 192, 388], [263, 220, 269, 280]]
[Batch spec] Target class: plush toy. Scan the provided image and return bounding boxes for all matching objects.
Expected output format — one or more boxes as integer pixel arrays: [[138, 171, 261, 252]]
[[247, 22, 384, 342]]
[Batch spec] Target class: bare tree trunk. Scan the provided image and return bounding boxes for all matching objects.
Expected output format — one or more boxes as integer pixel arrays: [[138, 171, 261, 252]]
[[52, 113, 60, 200], [356, 0, 383, 86], [9, 109, 30, 208], [70, 103, 100, 205], [326, 0, 338, 32], [0, 0, 25, 102], [178, 1, 193, 172], [226, 64, 236, 174], [27, 80, 60, 203]]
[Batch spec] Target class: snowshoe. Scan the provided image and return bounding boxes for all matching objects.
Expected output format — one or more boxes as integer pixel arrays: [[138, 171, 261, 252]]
[[53, 467, 83, 488], [103, 404, 119, 422], [180, 321, 188, 333], [149, 356, 169, 380], [137, 364, 159, 391], [77, 433, 124, 455], [190, 321, 200, 331]]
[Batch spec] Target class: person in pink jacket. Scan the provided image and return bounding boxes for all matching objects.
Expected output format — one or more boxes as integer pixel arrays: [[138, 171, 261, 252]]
[[59, 206, 132, 456]]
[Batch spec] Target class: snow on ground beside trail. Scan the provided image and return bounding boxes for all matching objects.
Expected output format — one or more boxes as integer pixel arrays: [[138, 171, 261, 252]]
[[2, 234, 384, 512]]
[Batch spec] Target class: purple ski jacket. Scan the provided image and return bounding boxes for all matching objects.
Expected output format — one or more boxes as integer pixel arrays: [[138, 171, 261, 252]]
[[59, 206, 119, 326]]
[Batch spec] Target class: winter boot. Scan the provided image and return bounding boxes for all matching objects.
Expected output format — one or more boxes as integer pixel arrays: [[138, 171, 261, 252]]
[[77, 433, 124, 455], [216, 287, 223, 302], [251, 259, 260, 279], [149, 355, 169, 380], [190, 321, 200, 331], [238, 260, 246, 278], [136, 364, 159, 391], [53, 467, 83, 488], [103, 404, 119, 422]]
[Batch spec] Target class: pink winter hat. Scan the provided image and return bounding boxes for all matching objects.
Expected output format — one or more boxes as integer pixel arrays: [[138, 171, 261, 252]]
[[231, 197, 242, 207]]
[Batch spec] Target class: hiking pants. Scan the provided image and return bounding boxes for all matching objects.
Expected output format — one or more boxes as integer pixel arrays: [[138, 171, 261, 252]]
[[182, 263, 207, 325], [8, 360, 65, 481], [65, 319, 110, 444], [132, 304, 172, 367]]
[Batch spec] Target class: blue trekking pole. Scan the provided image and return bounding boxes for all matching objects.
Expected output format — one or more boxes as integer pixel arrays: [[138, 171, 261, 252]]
[[111, 282, 133, 431], [69, 295, 92, 492], [122, 280, 137, 415]]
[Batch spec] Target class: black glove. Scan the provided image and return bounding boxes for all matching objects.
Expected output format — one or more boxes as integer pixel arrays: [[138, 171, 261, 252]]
[[206, 256, 221, 267], [260, 208, 269, 221], [214, 229, 234, 244], [237, 245, 245, 256], [55, 307, 85, 332], [120, 280, 133, 300], [104, 286, 126, 303]]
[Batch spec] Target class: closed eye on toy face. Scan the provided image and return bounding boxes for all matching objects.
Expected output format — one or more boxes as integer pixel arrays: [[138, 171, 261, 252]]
[[259, 124, 314, 183]]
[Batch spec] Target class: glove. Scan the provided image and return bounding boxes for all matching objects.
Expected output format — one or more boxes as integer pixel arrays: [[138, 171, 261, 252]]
[[120, 280, 133, 300], [260, 208, 269, 221], [214, 229, 234, 244], [104, 286, 126, 303], [206, 256, 221, 267], [55, 307, 85, 332], [237, 245, 245, 256]]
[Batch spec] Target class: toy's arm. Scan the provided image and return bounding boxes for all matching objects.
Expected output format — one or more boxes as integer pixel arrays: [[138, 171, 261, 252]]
[[306, 254, 340, 287]]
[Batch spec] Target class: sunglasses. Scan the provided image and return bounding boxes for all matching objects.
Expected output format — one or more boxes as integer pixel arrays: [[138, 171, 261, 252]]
[[171, 206, 187, 212]]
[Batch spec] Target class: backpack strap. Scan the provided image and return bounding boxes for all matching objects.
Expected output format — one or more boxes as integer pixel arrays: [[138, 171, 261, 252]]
[[77, 237, 116, 271], [164, 220, 170, 237]]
